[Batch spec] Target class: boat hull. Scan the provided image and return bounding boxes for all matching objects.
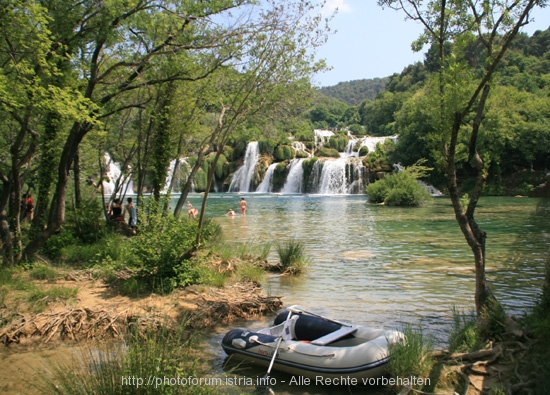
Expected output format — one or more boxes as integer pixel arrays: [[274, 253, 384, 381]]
[[222, 321, 402, 380]]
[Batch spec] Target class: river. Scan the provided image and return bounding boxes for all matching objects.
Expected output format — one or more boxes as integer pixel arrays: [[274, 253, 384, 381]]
[[183, 194, 549, 394]]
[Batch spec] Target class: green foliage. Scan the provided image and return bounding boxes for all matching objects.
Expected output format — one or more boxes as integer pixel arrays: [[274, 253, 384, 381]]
[[319, 77, 389, 106], [315, 147, 340, 157], [274, 145, 295, 161], [448, 307, 481, 353], [235, 263, 265, 284], [67, 198, 108, 243], [123, 209, 220, 293], [276, 239, 310, 274], [27, 286, 78, 312], [328, 136, 348, 152], [478, 297, 507, 341], [28, 264, 59, 281], [272, 162, 290, 191], [388, 324, 434, 391], [40, 321, 214, 395], [367, 170, 431, 206], [194, 168, 208, 192], [42, 229, 80, 261]]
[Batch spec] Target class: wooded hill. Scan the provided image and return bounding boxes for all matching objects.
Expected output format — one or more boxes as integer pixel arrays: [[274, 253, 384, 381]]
[[308, 27, 550, 193], [319, 77, 390, 105]]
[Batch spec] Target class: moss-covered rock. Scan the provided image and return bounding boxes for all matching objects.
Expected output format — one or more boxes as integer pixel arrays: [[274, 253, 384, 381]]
[[315, 147, 340, 158], [194, 168, 208, 192], [272, 161, 290, 192], [274, 145, 295, 161]]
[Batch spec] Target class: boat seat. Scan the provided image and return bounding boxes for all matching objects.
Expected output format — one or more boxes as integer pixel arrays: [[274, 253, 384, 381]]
[[310, 325, 358, 346]]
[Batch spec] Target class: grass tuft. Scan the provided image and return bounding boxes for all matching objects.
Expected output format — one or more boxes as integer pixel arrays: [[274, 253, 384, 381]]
[[448, 306, 481, 353], [388, 324, 434, 391], [276, 239, 310, 274]]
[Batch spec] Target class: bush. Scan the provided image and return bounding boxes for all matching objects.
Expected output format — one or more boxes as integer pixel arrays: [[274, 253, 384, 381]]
[[366, 170, 431, 206], [42, 228, 80, 260], [124, 210, 220, 293], [315, 147, 340, 158], [276, 239, 310, 274]]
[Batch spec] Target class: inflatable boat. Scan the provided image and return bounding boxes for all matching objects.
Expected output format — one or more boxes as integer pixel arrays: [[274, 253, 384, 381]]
[[221, 306, 404, 380]]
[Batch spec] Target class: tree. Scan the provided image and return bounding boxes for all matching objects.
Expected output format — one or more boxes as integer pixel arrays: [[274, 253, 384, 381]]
[[379, 0, 545, 328], [2, 0, 279, 263]]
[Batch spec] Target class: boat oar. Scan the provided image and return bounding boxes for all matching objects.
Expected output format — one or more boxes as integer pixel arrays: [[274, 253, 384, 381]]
[[257, 310, 292, 393], [287, 305, 353, 327]]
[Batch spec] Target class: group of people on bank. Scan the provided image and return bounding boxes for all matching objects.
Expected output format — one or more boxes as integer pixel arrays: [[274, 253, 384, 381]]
[[108, 197, 137, 234]]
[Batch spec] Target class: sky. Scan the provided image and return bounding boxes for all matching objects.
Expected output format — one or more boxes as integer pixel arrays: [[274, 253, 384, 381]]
[[313, 1, 550, 87]]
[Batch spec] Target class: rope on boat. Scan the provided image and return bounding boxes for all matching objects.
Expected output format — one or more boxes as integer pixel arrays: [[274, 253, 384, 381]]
[[251, 338, 335, 358]]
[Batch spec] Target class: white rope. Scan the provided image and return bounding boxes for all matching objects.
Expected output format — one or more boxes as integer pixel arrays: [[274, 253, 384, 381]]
[[251, 338, 335, 357]]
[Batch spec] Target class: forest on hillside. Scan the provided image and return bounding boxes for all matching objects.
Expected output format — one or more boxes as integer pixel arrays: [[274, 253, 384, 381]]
[[311, 27, 550, 191], [319, 77, 390, 105]]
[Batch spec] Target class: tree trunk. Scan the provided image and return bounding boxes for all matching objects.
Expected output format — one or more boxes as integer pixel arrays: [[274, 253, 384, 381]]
[[74, 149, 82, 208], [0, 180, 14, 267], [22, 122, 89, 259]]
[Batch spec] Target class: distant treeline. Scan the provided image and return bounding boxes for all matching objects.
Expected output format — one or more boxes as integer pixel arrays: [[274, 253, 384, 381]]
[[319, 77, 390, 105]]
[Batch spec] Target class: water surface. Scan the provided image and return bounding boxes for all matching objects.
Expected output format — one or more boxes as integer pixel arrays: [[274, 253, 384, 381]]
[[189, 194, 549, 392]]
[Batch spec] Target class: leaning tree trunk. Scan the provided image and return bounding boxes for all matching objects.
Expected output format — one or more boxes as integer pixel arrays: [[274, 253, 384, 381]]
[[447, 110, 500, 324]]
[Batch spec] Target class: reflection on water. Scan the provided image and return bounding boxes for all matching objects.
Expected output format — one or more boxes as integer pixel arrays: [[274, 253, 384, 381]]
[[194, 195, 549, 394]]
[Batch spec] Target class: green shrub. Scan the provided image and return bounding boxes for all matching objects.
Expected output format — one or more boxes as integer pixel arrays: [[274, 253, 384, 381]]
[[274, 145, 295, 161], [272, 161, 290, 191], [42, 228, 80, 260], [276, 239, 310, 274], [366, 170, 431, 206], [315, 147, 340, 157], [124, 212, 220, 293]]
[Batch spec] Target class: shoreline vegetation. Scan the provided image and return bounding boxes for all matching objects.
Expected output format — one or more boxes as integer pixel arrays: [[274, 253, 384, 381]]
[[1, 251, 549, 394]]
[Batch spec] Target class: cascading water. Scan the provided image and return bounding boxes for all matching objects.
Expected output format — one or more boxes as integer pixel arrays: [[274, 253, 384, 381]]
[[282, 159, 305, 194], [256, 163, 277, 193], [228, 141, 260, 192], [103, 153, 133, 196], [162, 158, 194, 194]]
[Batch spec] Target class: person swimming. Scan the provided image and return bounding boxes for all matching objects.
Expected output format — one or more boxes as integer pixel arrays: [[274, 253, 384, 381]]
[[226, 208, 236, 216]]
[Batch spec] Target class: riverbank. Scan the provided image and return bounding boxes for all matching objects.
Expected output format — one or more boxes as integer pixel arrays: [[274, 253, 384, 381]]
[[0, 259, 283, 394]]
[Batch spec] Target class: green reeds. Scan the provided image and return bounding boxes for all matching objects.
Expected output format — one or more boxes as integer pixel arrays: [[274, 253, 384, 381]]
[[276, 239, 310, 274], [40, 319, 215, 395], [387, 324, 434, 391], [448, 306, 481, 353]]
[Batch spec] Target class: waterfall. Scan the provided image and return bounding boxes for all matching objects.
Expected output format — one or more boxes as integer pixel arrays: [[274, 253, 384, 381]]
[[318, 159, 347, 194], [103, 152, 133, 196], [256, 163, 277, 193], [162, 158, 194, 194], [228, 141, 260, 192], [314, 129, 334, 150], [282, 159, 305, 193], [162, 159, 178, 194], [292, 141, 312, 157]]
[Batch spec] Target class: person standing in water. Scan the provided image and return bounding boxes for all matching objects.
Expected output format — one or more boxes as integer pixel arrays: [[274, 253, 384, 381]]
[[239, 197, 247, 215]]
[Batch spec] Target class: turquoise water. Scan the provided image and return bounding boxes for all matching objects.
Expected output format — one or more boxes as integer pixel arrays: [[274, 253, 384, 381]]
[[182, 194, 549, 393]]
